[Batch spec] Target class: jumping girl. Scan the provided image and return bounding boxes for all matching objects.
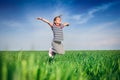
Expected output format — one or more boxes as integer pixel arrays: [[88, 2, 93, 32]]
[[37, 15, 69, 58]]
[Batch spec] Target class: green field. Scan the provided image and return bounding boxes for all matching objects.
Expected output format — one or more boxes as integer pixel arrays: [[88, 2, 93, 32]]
[[0, 50, 120, 80]]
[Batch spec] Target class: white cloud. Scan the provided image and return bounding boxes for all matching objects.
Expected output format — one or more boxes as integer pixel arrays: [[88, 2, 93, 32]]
[[64, 21, 120, 50], [2, 20, 23, 28], [85, 21, 117, 33], [71, 3, 115, 24], [0, 26, 52, 50], [72, 15, 82, 20], [0, 17, 53, 50]]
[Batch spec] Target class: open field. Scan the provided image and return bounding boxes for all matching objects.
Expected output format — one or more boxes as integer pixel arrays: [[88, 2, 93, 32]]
[[0, 50, 120, 80]]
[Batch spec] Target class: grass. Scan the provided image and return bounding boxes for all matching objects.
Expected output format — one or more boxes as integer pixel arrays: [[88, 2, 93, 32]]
[[0, 50, 120, 80]]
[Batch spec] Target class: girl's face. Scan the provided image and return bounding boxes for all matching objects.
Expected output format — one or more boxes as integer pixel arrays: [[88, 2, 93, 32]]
[[54, 17, 61, 25]]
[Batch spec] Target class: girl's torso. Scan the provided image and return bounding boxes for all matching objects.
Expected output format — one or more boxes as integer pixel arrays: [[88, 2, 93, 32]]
[[51, 24, 64, 42]]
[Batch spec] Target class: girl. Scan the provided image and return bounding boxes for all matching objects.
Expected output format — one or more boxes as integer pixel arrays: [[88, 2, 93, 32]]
[[37, 16, 69, 58]]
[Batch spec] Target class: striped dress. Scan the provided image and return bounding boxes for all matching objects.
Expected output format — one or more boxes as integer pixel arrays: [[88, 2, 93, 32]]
[[52, 24, 64, 42]]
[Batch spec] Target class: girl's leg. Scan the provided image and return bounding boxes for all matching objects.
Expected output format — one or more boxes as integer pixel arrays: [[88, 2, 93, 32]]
[[48, 48, 57, 58], [48, 48, 53, 58]]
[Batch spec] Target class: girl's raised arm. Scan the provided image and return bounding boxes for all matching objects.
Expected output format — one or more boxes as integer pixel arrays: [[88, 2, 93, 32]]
[[37, 17, 53, 27]]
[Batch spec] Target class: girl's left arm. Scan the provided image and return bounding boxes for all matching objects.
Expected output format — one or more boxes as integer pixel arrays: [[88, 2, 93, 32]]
[[63, 22, 69, 27]]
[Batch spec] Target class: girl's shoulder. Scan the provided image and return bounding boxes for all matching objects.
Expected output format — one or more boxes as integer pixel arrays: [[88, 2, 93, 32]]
[[52, 24, 64, 29]]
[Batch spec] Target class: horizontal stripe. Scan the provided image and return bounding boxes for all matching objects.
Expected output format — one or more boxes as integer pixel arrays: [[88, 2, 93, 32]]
[[52, 24, 64, 41]]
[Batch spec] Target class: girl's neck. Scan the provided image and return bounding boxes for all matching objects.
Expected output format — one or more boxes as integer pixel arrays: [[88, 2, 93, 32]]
[[55, 23, 60, 26]]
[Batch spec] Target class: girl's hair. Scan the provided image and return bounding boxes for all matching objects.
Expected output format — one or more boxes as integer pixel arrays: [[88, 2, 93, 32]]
[[53, 15, 62, 21]]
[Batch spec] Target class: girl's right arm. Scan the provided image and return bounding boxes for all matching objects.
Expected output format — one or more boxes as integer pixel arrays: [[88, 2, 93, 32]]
[[37, 17, 53, 27]]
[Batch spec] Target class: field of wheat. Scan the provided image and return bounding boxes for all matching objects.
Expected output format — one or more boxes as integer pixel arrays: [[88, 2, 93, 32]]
[[0, 50, 120, 80]]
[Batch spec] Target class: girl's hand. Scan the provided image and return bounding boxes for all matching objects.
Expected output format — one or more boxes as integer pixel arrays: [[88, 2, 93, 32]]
[[37, 17, 43, 20], [64, 22, 69, 26]]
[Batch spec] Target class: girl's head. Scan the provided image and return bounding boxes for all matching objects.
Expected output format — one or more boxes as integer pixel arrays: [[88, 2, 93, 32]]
[[53, 15, 62, 25]]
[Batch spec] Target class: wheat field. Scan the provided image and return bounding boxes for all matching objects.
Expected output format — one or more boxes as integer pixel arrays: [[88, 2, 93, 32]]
[[0, 50, 120, 80]]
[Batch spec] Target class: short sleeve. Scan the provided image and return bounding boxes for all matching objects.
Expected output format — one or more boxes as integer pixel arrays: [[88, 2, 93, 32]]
[[60, 24, 65, 29]]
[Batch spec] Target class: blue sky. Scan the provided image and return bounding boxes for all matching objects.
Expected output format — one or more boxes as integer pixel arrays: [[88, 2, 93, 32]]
[[0, 0, 120, 50]]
